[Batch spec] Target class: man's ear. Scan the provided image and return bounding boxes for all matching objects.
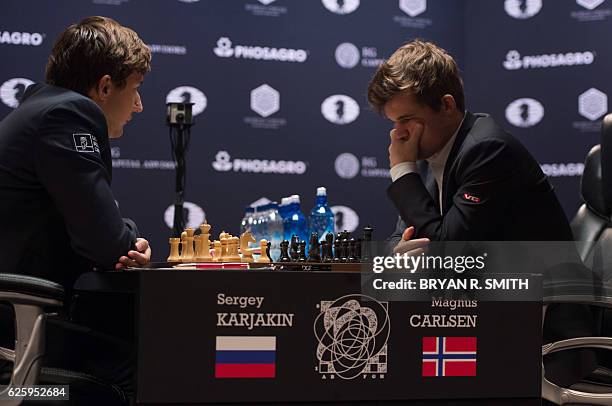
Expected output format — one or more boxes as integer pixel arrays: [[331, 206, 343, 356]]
[[88, 75, 112, 101], [441, 94, 457, 114]]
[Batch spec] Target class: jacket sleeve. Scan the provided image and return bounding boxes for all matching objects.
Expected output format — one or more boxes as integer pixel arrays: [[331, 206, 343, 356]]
[[387, 139, 515, 241], [33, 100, 137, 268]]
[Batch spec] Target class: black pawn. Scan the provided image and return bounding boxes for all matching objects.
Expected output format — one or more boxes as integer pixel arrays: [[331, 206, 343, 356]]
[[266, 241, 272, 261], [325, 232, 334, 259], [279, 240, 291, 262]]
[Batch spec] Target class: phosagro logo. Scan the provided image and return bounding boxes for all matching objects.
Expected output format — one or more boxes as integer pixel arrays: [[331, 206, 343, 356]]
[[335, 42, 360, 68], [322, 0, 360, 14], [321, 95, 360, 125], [212, 151, 307, 175], [505, 98, 545, 128], [166, 86, 207, 116], [330, 205, 359, 233], [503, 49, 594, 70], [164, 201, 206, 229], [0, 31, 44, 46], [335, 153, 360, 179], [504, 0, 542, 19], [213, 37, 308, 63], [0, 78, 34, 108]]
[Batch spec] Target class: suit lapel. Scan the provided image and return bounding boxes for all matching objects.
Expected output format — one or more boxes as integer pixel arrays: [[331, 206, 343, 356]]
[[417, 160, 440, 214], [440, 112, 478, 213]]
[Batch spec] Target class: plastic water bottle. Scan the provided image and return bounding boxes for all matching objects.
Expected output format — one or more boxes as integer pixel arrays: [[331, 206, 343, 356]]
[[268, 202, 283, 261], [240, 206, 255, 235], [257, 203, 271, 242], [309, 187, 335, 242], [279, 197, 291, 239], [284, 195, 308, 247]]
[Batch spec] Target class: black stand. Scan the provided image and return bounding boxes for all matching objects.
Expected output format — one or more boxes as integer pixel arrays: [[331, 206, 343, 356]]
[[170, 124, 191, 237]]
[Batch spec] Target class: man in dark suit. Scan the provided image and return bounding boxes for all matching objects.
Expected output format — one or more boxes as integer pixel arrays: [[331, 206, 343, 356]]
[[367, 40, 573, 250], [0, 16, 152, 289], [367, 40, 596, 390], [0, 16, 153, 399]]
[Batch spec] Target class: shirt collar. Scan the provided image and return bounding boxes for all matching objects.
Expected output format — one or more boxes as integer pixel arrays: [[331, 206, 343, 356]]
[[426, 112, 466, 167]]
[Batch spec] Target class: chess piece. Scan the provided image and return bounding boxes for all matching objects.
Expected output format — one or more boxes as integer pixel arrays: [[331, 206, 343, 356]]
[[193, 234, 203, 260], [212, 240, 222, 262], [340, 238, 349, 262], [197, 222, 213, 262], [333, 236, 342, 262], [308, 232, 321, 262], [168, 237, 181, 262], [181, 230, 195, 262], [325, 232, 334, 260], [256, 239, 271, 263], [240, 231, 256, 263], [220, 235, 230, 262], [290, 235, 299, 260], [266, 241, 272, 262], [347, 238, 357, 262], [225, 236, 241, 261], [279, 240, 291, 262], [356, 238, 362, 262], [362, 226, 373, 261], [297, 241, 307, 262]]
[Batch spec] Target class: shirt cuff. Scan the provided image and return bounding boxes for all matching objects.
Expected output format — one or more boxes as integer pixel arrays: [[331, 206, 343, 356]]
[[390, 161, 418, 182]]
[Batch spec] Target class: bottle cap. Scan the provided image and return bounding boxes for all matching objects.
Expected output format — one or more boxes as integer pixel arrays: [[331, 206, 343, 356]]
[[317, 187, 327, 196]]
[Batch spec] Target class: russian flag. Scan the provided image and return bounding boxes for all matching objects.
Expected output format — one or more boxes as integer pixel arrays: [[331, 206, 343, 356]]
[[422, 336, 477, 377], [215, 336, 276, 378]]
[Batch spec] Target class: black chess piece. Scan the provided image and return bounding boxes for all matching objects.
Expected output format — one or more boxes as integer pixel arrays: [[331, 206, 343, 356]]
[[356, 238, 362, 261], [297, 241, 307, 262], [362, 226, 373, 261], [321, 241, 332, 263], [333, 237, 342, 262], [325, 232, 334, 260], [290, 235, 299, 260], [266, 241, 271, 261], [340, 238, 349, 262], [279, 240, 291, 262], [347, 238, 357, 262], [308, 233, 321, 262]]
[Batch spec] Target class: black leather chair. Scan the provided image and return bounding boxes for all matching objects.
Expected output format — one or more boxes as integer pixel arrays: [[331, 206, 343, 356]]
[[0, 273, 128, 405], [571, 113, 612, 270], [542, 113, 612, 405]]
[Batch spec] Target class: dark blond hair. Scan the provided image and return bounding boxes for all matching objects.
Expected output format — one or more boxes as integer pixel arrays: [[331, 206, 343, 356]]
[[46, 16, 151, 95], [367, 40, 465, 115]]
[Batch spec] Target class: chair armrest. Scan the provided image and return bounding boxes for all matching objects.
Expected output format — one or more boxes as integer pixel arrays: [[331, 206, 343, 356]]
[[0, 273, 63, 405], [0, 273, 64, 306]]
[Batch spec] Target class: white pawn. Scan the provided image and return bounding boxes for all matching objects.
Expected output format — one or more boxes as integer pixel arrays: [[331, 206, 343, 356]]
[[256, 239, 271, 263]]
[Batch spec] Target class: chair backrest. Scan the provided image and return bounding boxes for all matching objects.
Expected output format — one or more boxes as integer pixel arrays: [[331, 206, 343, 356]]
[[571, 113, 612, 265]]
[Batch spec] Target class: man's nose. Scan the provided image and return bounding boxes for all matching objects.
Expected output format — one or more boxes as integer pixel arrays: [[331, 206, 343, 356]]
[[133, 91, 143, 113]]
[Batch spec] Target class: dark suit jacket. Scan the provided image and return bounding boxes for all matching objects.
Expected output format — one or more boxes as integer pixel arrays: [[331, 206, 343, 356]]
[[0, 83, 137, 290], [388, 112, 574, 244]]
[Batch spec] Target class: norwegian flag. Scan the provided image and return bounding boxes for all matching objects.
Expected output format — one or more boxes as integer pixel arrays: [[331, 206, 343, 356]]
[[422, 337, 477, 377]]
